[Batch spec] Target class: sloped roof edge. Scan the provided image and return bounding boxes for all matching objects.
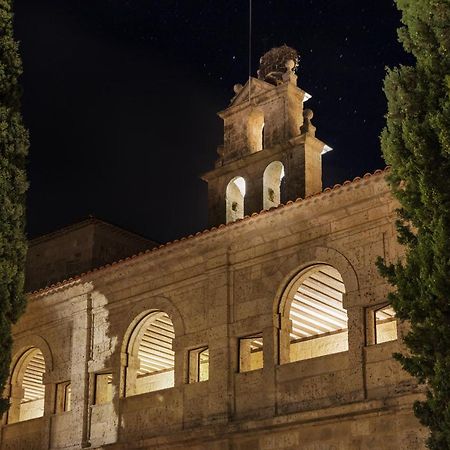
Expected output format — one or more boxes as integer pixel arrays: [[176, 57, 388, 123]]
[[28, 167, 390, 298], [29, 216, 156, 246]]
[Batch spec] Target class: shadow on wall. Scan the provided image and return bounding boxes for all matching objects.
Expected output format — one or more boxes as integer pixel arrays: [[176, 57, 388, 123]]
[[102, 295, 190, 445]]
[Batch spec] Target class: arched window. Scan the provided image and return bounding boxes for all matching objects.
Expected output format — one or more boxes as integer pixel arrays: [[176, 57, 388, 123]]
[[247, 109, 264, 153], [125, 311, 175, 397], [263, 161, 285, 209], [280, 264, 348, 363], [226, 176, 246, 223], [9, 348, 46, 423]]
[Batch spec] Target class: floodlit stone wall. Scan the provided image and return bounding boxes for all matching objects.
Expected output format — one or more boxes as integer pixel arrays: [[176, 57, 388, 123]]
[[26, 219, 156, 292], [0, 172, 428, 449], [203, 79, 324, 228], [290, 330, 348, 362]]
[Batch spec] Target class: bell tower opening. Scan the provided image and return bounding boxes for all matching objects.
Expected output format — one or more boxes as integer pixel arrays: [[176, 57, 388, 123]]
[[226, 176, 246, 223], [202, 45, 332, 227], [263, 161, 285, 209]]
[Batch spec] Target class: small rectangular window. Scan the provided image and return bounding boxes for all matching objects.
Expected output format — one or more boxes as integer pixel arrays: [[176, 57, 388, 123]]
[[375, 305, 397, 344], [94, 373, 112, 405], [56, 381, 71, 413], [188, 347, 209, 383], [239, 334, 263, 373]]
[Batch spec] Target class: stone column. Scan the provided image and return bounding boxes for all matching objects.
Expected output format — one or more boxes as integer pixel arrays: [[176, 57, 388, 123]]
[[278, 316, 292, 365], [173, 340, 185, 388], [122, 354, 139, 396], [262, 314, 280, 416], [204, 257, 232, 424], [366, 308, 376, 346], [245, 173, 264, 217], [70, 292, 93, 448], [346, 302, 366, 402], [42, 373, 56, 449], [6, 383, 23, 424], [207, 332, 232, 423], [43, 375, 56, 417]]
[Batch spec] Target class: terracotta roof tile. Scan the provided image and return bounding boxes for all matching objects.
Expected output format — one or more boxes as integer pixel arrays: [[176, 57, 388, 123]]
[[29, 167, 390, 297]]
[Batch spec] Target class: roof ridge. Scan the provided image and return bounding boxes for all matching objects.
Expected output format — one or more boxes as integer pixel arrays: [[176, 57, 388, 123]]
[[28, 167, 390, 297], [29, 216, 156, 245]]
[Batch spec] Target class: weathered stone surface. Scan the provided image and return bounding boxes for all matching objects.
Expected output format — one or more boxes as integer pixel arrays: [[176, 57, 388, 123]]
[[1, 51, 427, 449]]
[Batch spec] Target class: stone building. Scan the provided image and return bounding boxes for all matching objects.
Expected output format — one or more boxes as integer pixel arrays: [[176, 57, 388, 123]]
[[1, 47, 427, 449]]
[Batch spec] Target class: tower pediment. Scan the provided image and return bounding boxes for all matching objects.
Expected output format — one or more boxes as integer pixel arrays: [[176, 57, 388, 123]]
[[226, 77, 276, 111]]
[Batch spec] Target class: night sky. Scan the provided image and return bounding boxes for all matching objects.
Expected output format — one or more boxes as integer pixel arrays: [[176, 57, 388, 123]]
[[14, 1, 411, 243]]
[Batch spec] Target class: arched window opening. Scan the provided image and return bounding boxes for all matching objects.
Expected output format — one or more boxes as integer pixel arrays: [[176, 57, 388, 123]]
[[126, 311, 175, 396], [9, 349, 46, 423], [263, 161, 285, 209], [284, 265, 348, 363], [226, 176, 246, 223], [247, 109, 264, 153]]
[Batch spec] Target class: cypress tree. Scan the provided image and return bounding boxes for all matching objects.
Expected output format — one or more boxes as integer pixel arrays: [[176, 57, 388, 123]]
[[0, 0, 29, 414], [377, 0, 450, 448]]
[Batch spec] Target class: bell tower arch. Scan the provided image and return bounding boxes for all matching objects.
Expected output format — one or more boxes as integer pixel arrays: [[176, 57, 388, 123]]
[[202, 45, 332, 226]]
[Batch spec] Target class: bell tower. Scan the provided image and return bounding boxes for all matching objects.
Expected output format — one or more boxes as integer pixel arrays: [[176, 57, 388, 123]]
[[202, 45, 331, 227]]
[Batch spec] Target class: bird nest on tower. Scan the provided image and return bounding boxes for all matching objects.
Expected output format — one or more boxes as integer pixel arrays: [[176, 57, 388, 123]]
[[258, 45, 299, 85]]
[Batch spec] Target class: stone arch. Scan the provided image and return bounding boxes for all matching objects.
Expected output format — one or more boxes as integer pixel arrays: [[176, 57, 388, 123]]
[[8, 336, 52, 424], [120, 295, 185, 346], [10, 334, 54, 378], [226, 176, 246, 223], [263, 161, 285, 209], [272, 246, 359, 365], [119, 296, 184, 397], [247, 108, 264, 153], [274, 246, 359, 316]]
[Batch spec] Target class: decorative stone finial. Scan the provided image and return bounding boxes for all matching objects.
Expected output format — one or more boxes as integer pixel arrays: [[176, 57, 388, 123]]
[[304, 109, 314, 120], [233, 83, 243, 94], [301, 109, 316, 136], [258, 45, 299, 86], [282, 59, 298, 84], [285, 59, 295, 71]]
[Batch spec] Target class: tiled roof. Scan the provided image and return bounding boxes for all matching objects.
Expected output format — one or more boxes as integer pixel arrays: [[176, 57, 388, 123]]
[[28, 167, 390, 297], [29, 216, 155, 246]]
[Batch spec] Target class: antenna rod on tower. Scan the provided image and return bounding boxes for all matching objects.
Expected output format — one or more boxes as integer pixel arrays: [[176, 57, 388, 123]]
[[248, 0, 252, 104]]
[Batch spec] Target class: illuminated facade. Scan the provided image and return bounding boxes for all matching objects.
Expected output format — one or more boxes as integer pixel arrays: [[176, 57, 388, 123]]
[[0, 47, 426, 450]]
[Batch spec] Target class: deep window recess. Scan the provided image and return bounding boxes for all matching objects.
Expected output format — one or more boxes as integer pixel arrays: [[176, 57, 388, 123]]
[[94, 373, 112, 405], [375, 304, 397, 344], [239, 334, 263, 372], [56, 381, 71, 413], [188, 347, 209, 383]]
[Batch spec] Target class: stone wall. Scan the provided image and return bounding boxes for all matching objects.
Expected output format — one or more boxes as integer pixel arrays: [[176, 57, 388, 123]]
[[1, 172, 428, 449], [203, 76, 326, 228], [26, 218, 156, 292]]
